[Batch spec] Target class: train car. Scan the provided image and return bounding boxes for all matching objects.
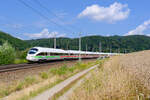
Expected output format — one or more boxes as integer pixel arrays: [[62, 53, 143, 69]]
[[26, 47, 117, 62]]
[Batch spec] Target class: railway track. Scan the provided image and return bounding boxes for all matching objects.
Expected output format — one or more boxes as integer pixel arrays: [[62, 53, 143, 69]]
[[0, 60, 67, 73], [0, 59, 92, 73]]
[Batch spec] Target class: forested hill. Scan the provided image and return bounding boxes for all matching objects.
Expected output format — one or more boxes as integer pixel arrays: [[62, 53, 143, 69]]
[[26, 35, 150, 53], [0, 31, 29, 50], [1, 30, 150, 52]]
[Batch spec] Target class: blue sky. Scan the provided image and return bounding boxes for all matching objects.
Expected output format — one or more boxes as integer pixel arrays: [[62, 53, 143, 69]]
[[0, 0, 150, 40]]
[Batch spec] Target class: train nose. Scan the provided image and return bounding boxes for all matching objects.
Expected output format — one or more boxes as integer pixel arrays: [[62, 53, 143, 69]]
[[26, 55, 38, 62], [26, 55, 34, 61]]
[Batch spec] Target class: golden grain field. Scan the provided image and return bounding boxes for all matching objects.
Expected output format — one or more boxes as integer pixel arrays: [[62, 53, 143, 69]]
[[70, 51, 150, 100]]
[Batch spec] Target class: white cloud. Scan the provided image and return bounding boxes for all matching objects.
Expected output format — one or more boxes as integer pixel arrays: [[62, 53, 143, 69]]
[[125, 19, 150, 36], [24, 28, 66, 39], [78, 2, 130, 23]]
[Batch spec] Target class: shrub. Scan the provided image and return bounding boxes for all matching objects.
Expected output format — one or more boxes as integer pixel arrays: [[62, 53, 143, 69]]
[[24, 76, 36, 85], [0, 42, 15, 65], [15, 76, 36, 91], [49, 64, 68, 75], [16, 49, 29, 59], [40, 72, 48, 79], [14, 59, 28, 64], [16, 82, 24, 91]]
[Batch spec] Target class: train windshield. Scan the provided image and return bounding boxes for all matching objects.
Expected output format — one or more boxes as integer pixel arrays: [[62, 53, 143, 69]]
[[28, 48, 38, 54]]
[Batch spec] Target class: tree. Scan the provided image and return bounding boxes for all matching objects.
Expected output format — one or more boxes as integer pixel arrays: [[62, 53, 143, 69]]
[[0, 42, 15, 65]]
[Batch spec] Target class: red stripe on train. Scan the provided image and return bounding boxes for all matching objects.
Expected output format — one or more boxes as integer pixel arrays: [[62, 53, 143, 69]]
[[60, 56, 79, 58]]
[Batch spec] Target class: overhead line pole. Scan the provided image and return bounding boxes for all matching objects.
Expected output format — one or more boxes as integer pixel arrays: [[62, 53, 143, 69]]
[[99, 42, 101, 53], [99, 42, 101, 58], [86, 44, 88, 52], [79, 32, 81, 62], [54, 34, 56, 49], [110, 45, 112, 53]]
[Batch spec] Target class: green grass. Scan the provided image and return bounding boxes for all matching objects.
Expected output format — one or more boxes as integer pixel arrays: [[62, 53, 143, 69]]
[[40, 72, 48, 79], [49, 63, 89, 76], [17, 79, 63, 100], [49, 64, 68, 75], [13, 59, 28, 64], [0, 60, 100, 100], [16, 76, 37, 91], [0, 76, 37, 98]]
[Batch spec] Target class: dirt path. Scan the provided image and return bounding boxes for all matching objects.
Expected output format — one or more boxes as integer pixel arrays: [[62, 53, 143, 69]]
[[30, 65, 98, 100], [57, 70, 92, 100]]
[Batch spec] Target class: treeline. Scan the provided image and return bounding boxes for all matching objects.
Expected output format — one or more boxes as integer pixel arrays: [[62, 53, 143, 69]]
[[1, 30, 150, 65], [0, 31, 30, 50], [26, 35, 150, 53], [1, 30, 150, 53]]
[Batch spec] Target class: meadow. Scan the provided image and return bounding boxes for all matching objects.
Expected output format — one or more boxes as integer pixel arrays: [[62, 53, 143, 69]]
[[0, 59, 99, 100]]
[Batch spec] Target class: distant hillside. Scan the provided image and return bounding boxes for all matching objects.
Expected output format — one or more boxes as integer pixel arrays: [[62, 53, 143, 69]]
[[1, 30, 150, 52], [26, 35, 150, 53], [0, 31, 30, 50]]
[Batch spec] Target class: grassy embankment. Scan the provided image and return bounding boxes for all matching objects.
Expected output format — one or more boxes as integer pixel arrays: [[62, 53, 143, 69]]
[[70, 55, 150, 100], [0, 59, 102, 100]]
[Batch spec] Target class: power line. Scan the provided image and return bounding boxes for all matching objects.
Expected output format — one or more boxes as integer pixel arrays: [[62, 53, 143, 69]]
[[32, 0, 83, 33], [18, 0, 73, 33]]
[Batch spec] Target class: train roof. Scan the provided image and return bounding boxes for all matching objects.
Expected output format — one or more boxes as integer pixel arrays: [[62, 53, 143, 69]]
[[32, 47, 118, 55], [33, 47, 67, 53]]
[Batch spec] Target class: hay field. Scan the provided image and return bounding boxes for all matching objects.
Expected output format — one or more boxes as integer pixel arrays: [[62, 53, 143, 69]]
[[70, 50, 150, 100]]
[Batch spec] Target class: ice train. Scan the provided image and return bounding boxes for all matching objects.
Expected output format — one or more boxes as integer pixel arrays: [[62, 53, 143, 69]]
[[26, 47, 117, 62]]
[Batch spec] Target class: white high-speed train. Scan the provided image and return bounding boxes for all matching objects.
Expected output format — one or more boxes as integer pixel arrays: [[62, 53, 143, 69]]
[[26, 47, 117, 62]]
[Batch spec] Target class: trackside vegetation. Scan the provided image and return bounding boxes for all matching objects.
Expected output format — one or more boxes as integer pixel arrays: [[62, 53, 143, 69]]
[[0, 42, 15, 65], [0, 60, 102, 100], [0, 42, 28, 65]]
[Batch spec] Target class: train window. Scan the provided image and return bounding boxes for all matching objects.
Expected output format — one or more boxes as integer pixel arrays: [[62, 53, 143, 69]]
[[37, 52, 48, 56], [29, 51, 36, 54], [51, 53, 57, 55], [30, 48, 38, 52], [50, 53, 67, 55], [64, 53, 69, 55], [37, 53, 43, 56], [28, 48, 38, 54]]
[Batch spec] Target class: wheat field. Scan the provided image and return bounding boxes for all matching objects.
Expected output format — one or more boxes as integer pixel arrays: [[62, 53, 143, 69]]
[[69, 50, 150, 100]]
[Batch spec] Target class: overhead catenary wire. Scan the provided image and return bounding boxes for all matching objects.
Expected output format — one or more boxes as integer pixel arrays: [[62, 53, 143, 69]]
[[32, 0, 83, 33], [31, 0, 85, 54], [33, 0, 82, 31], [18, 0, 87, 53], [18, 0, 73, 33]]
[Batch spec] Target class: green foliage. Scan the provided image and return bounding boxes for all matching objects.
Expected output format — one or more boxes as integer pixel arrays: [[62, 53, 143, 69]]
[[16, 82, 24, 91], [0, 42, 16, 65], [26, 35, 150, 53], [2, 30, 150, 53], [16, 49, 29, 59], [49, 63, 89, 76], [16, 76, 36, 91], [40, 72, 48, 79], [0, 31, 30, 50], [14, 59, 28, 64], [24, 76, 36, 86], [49, 65, 68, 75]]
